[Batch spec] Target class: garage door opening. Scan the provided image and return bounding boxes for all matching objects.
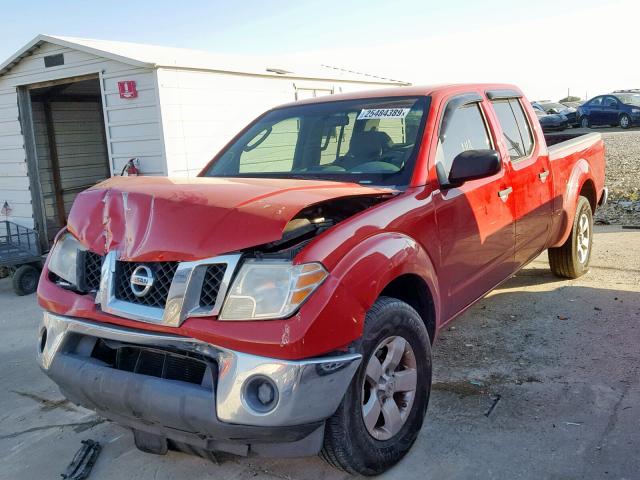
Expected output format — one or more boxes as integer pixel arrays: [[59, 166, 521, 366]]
[[28, 77, 110, 246]]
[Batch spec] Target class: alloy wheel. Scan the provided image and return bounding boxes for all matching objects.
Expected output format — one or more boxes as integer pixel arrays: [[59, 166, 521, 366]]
[[361, 335, 417, 440], [620, 115, 630, 128], [576, 213, 590, 264]]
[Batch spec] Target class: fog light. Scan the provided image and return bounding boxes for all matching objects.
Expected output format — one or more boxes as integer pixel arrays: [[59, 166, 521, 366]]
[[243, 375, 278, 413]]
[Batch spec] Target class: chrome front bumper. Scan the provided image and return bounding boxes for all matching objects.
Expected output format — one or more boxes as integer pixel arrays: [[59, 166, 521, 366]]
[[38, 312, 361, 456]]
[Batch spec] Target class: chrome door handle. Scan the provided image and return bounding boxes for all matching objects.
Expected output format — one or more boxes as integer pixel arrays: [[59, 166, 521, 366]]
[[498, 186, 513, 201], [539, 170, 550, 181]]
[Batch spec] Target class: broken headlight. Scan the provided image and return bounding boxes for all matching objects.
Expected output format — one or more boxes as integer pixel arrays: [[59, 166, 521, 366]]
[[48, 232, 86, 287], [219, 260, 328, 320]]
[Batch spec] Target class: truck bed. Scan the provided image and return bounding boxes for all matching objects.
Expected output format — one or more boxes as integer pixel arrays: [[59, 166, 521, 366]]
[[544, 131, 602, 150]]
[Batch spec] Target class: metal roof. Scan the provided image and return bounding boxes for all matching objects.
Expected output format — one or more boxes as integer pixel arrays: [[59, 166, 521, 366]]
[[0, 34, 409, 85]]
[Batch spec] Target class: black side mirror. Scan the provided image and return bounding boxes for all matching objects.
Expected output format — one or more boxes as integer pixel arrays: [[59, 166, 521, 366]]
[[446, 149, 501, 187]]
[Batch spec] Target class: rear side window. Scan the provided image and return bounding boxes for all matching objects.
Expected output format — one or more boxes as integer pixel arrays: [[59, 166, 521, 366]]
[[435, 103, 491, 177], [491, 99, 533, 161]]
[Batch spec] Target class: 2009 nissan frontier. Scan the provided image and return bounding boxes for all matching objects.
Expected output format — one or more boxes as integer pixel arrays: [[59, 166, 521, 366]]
[[37, 84, 606, 475]]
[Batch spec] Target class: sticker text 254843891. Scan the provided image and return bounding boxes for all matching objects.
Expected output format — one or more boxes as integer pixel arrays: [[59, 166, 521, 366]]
[[357, 108, 410, 120]]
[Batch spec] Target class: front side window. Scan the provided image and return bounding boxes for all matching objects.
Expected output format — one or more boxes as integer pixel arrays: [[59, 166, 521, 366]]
[[435, 103, 491, 177], [491, 98, 533, 161], [589, 97, 603, 106], [204, 96, 430, 187]]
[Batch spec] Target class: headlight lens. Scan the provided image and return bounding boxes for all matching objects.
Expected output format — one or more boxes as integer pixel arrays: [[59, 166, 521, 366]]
[[48, 232, 85, 286], [219, 260, 328, 320]]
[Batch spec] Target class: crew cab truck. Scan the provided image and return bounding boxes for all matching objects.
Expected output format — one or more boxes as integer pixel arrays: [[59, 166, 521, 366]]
[[37, 84, 605, 475]]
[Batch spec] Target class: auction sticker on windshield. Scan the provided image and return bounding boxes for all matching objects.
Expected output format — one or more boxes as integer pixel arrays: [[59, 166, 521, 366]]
[[357, 108, 410, 120]]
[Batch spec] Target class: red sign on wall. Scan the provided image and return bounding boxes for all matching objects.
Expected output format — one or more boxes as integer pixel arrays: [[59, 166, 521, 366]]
[[117, 80, 138, 99]]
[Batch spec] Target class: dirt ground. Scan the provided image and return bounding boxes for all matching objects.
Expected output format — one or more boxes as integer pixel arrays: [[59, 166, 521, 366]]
[[0, 225, 639, 480]]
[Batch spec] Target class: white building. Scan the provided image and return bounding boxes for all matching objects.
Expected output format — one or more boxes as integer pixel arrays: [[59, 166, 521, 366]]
[[0, 35, 407, 249]]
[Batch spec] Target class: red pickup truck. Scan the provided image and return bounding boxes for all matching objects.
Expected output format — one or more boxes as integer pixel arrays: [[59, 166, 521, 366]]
[[37, 84, 605, 475]]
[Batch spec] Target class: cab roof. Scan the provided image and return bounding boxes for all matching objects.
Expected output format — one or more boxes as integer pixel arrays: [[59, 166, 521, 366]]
[[276, 83, 524, 109]]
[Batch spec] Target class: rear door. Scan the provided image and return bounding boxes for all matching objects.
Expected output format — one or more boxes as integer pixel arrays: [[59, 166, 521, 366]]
[[489, 94, 553, 265], [433, 93, 516, 319]]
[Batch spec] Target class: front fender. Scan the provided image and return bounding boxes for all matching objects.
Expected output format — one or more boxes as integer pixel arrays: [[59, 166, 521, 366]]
[[301, 232, 441, 354]]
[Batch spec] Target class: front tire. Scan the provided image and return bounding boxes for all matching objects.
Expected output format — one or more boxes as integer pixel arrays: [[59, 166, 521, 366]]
[[580, 116, 591, 128], [619, 113, 631, 129], [548, 196, 593, 278], [321, 297, 431, 476]]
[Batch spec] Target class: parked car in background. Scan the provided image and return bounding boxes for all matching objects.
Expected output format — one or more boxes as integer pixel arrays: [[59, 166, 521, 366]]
[[537, 102, 578, 126], [532, 103, 569, 131], [561, 101, 584, 109], [577, 93, 640, 129]]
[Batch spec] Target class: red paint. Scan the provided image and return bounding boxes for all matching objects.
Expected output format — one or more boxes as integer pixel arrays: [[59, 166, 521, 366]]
[[38, 84, 606, 360], [117, 80, 137, 99]]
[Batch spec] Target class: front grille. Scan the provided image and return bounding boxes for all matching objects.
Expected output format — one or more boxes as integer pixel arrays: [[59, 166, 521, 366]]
[[114, 261, 178, 308], [199, 264, 226, 308], [83, 251, 103, 291], [91, 340, 212, 386]]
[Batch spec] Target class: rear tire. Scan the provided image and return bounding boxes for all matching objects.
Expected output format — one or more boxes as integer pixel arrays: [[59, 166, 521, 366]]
[[320, 296, 431, 476], [12, 264, 40, 295], [548, 196, 593, 278], [619, 113, 631, 129]]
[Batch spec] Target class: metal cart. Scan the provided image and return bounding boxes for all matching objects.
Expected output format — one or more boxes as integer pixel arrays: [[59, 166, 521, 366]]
[[0, 220, 44, 295]]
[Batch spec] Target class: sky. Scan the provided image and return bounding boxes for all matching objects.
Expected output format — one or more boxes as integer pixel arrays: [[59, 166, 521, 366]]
[[0, 0, 638, 100]]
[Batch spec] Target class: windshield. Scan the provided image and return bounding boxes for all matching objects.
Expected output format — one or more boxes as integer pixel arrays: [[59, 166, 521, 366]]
[[203, 96, 430, 187], [614, 93, 640, 106]]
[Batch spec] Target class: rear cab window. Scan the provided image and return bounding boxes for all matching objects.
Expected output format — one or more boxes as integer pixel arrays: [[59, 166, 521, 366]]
[[490, 98, 534, 161]]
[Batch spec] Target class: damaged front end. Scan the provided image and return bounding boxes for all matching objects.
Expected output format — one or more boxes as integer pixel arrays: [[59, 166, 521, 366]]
[[247, 194, 392, 257], [36, 177, 397, 456]]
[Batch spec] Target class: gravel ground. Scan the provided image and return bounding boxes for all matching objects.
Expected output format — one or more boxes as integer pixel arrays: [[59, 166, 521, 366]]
[[589, 128, 640, 226]]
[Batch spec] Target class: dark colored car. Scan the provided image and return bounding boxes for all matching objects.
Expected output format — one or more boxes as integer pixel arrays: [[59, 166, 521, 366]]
[[538, 102, 578, 126], [532, 103, 569, 131], [577, 93, 640, 129]]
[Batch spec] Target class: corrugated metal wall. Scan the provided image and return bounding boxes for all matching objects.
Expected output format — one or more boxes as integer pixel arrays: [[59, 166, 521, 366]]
[[0, 87, 32, 226]]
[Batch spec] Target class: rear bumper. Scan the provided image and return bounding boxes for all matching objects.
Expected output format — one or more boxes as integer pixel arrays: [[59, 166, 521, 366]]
[[38, 312, 361, 457]]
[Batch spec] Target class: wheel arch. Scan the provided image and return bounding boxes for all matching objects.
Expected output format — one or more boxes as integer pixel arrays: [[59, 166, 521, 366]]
[[380, 274, 437, 344], [328, 232, 441, 345], [579, 178, 597, 213], [549, 160, 595, 248]]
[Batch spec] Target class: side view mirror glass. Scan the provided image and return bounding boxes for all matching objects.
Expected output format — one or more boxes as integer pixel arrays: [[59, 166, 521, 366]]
[[445, 149, 501, 187]]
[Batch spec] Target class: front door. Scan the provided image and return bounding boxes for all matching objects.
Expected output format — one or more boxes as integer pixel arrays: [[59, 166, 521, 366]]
[[589, 96, 605, 125], [489, 97, 553, 265], [434, 94, 516, 320]]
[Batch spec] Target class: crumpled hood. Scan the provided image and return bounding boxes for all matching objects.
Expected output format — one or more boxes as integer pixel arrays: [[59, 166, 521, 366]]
[[67, 176, 394, 261]]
